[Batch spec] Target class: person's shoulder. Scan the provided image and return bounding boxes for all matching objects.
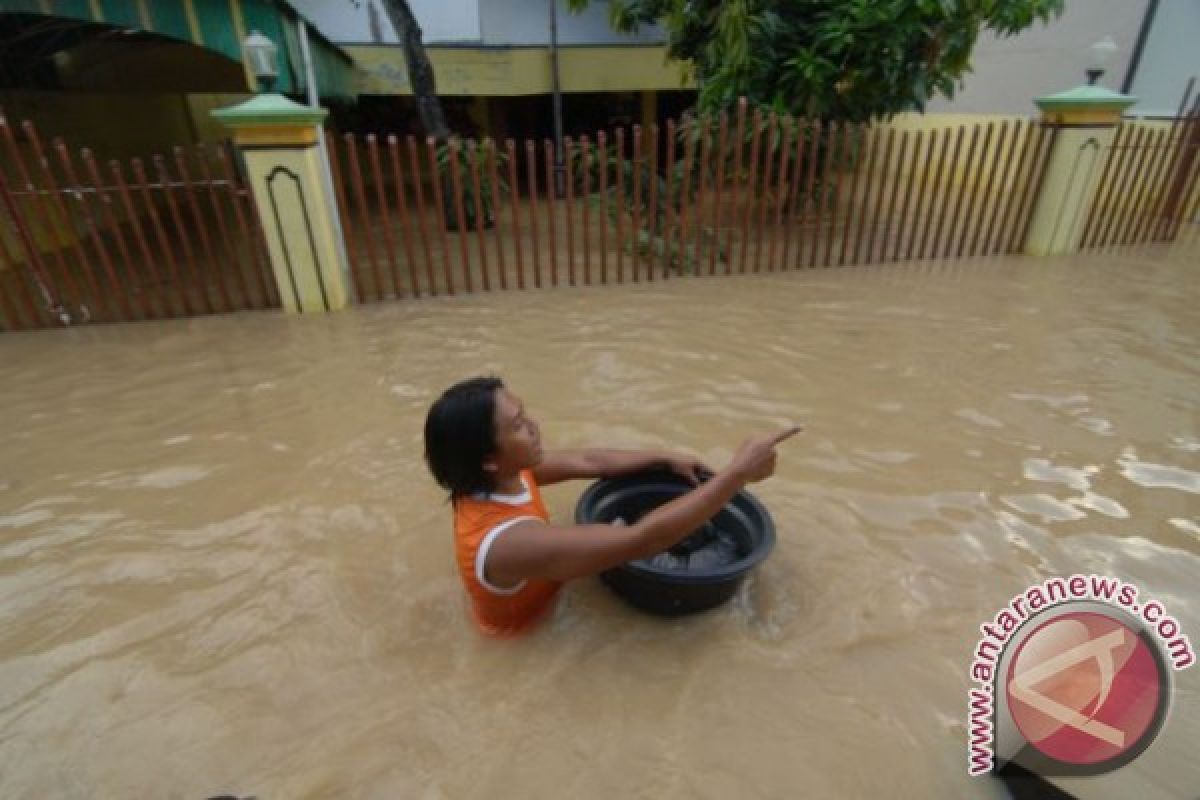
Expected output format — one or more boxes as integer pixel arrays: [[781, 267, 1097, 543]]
[[454, 498, 526, 545]]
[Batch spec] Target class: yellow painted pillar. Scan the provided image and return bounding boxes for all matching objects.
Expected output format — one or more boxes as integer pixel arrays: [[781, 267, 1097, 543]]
[[211, 95, 349, 313], [1023, 86, 1136, 256]]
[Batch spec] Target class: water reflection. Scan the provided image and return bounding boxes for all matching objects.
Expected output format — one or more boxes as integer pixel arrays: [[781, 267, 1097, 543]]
[[1, 240, 1198, 798]]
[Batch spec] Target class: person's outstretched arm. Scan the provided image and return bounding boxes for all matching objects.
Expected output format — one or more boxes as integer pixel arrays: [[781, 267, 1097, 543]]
[[533, 448, 711, 486], [486, 427, 801, 587]]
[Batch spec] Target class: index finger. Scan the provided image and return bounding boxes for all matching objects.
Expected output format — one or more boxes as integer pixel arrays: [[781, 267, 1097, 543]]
[[769, 424, 804, 446]]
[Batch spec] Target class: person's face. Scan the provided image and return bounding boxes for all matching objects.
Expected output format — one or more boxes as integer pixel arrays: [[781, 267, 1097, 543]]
[[485, 388, 543, 476]]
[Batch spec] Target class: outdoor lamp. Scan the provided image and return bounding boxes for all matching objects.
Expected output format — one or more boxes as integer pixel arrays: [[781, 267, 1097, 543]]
[[1086, 36, 1119, 85], [243, 30, 279, 92]]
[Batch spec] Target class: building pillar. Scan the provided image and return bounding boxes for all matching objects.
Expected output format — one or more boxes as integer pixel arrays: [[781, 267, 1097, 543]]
[[470, 95, 493, 139], [640, 90, 657, 132], [489, 97, 509, 142], [211, 94, 349, 313], [1023, 86, 1136, 256]]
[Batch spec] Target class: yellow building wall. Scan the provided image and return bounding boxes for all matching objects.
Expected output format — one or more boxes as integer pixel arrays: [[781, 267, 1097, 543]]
[[2, 90, 251, 161], [880, 113, 1035, 191], [0, 90, 251, 267], [350, 45, 693, 97], [873, 115, 1195, 247], [1084, 119, 1191, 228]]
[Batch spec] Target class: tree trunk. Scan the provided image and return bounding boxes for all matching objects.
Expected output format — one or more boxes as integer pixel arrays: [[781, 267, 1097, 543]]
[[377, 0, 451, 139]]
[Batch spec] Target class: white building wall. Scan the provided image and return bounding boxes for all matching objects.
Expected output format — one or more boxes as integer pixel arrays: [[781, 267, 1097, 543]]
[[288, 0, 664, 46], [478, 0, 663, 46], [927, 0, 1149, 115], [1128, 0, 1200, 117], [288, 0, 482, 45]]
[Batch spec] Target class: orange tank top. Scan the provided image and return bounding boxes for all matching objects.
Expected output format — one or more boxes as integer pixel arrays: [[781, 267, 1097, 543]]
[[453, 469, 561, 636]]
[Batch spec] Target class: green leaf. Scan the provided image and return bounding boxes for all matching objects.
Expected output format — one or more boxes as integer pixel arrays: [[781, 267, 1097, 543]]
[[572, 0, 1061, 121]]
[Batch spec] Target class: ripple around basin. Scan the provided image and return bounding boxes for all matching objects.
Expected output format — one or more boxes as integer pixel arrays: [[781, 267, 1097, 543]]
[[1, 242, 1199, 798]]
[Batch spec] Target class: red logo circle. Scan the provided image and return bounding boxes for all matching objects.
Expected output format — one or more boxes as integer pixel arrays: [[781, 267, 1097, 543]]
[[1006, 611, 1164, 766]]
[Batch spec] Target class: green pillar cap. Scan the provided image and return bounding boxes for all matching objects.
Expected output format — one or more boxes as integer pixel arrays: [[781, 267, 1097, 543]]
[[211, 93, 328, 128], [1035, 85, 1137, 112]]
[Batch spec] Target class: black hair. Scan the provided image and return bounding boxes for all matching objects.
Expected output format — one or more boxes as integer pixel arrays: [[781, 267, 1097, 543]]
[[424, 375, 504, 500]]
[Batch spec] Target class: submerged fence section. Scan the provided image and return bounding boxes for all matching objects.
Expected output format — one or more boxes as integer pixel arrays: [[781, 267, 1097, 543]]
[[328, 106, 1060, 303], [3, 98, 1198, 332], [1081, 100, 1200, 250], [0, 112, 277, 331]]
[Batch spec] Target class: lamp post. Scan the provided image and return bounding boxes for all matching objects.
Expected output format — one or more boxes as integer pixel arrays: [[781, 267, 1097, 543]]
[[242, 29, 279, 93], [1085, 35, 1119, 86]]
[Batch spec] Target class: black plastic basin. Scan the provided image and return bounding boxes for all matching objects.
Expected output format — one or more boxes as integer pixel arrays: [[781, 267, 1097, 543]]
[[574, 470, 775, 616]]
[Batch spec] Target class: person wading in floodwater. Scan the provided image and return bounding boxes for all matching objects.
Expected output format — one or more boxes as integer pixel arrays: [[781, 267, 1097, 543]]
[[423, 376, 801, 636]]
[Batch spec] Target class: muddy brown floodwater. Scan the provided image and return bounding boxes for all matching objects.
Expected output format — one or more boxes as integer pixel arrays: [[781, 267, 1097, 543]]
[[1, 237, 1198, 799]]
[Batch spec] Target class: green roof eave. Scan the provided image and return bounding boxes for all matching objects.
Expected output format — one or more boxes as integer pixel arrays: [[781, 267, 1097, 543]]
[[0, 0, 356, 99]]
